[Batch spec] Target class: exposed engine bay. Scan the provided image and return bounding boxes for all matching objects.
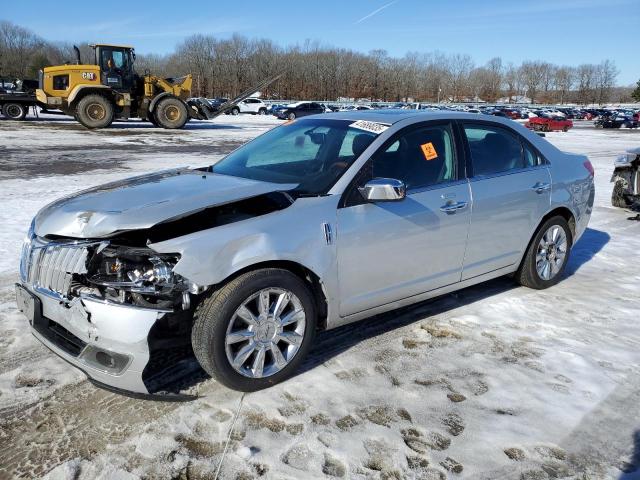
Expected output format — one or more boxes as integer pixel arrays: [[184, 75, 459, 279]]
[[611, 147, 640, 215]]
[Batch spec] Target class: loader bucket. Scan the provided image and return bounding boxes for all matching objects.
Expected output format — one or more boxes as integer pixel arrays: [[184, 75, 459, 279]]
[[187, 73, 282, 120]]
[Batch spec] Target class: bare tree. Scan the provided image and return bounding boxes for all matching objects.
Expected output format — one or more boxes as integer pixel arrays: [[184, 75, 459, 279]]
[[519, 61, 547, 104], [0, 20, 625, 105]]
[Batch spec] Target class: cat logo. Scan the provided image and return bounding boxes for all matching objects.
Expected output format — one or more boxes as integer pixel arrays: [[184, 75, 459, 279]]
[[81, 72, 96, 80]]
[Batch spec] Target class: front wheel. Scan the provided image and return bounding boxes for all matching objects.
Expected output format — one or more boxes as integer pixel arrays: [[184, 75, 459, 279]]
[[288, 112, 296, 120], [2, 102, 28, 120], [192, 269, 317, 391], [154, 97, 188, 129], [230, 107, 240, 116], [515, 216, 572, 289]]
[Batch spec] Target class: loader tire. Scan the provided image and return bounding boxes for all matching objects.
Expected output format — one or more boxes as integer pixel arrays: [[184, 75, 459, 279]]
[[147, 113, 159, 127], [154, 97, 188, 129], [2, 102, 28, 120], [76, 94, 114, 129]]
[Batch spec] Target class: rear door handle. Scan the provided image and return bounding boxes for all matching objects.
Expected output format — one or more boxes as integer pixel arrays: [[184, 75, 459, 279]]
[[440, 201, 468, 214], [532, 182, 551, 193]]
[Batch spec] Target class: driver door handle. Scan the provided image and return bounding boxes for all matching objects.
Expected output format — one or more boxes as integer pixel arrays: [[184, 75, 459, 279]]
[[532, 182, 551, 193], [440, 201, 468, 214]]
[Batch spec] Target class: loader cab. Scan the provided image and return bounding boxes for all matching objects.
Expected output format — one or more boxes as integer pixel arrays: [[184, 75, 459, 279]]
[[92, 44, 136, 92]]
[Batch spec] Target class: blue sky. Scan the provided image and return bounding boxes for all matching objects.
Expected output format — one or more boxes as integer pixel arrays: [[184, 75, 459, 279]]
[[4, 0, 639, 84]]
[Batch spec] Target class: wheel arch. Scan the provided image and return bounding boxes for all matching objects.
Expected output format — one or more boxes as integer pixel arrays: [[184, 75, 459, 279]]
[[517, 206, 576, 273], [207, 260, 329, 331], [149, 92, 177, 112], [68, 85, 113, 106], [539, 206, 576, 239]]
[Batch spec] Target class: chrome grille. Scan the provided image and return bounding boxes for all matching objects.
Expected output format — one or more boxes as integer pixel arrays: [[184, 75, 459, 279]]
[[21, 238, 92, 297]]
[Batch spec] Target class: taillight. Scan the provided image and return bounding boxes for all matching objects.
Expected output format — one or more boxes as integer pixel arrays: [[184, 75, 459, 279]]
[[583, 160, 594, 177]]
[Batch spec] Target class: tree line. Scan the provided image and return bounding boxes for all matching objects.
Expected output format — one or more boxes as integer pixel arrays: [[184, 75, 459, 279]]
[[1, 19, 636, 105]]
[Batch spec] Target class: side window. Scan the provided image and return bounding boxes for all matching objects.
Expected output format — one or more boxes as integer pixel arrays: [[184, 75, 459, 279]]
[[523, 142, 542, 168], [370, 124, 457, 190], [463, 124, 524, 176], [112, 51, 125, 69], [53, 74, 69, 90]]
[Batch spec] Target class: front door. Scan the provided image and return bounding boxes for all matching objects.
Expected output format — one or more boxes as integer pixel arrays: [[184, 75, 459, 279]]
[[460, 122, 552, 279], [337, 122, 471, 317], [97, 46, 134, 92]]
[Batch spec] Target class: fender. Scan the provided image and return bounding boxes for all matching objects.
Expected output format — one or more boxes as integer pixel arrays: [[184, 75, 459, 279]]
[[67, 84, 112, 105], [149, 92, 174, 113]]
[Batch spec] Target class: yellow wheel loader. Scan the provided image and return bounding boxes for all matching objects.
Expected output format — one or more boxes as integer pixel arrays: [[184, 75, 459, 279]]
[[36, 44, 279, 129]]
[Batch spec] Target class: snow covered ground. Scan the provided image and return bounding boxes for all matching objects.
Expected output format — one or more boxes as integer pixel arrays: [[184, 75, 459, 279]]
[[0, 115, 639, 480]]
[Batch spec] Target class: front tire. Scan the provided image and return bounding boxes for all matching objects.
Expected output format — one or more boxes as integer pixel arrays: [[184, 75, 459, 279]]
[[76, 94, 114, 129], [154, 97, 188, 129], [192, 269, 317, 391], [288, 112, 296, 120], [230, 107, 240, 116], [515, 216, 572, 289], [2, 102, 27, 120]]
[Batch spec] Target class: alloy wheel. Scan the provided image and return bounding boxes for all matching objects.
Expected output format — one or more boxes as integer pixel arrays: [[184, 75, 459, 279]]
[[225, 288, 306, 378], [535, 225, 568, 281]]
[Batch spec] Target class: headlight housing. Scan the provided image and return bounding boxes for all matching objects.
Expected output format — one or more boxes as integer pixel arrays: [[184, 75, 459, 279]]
[[88, 246, 181, 295]]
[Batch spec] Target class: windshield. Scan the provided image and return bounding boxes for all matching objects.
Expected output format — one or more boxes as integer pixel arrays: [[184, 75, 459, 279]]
[[211, 119, 378, 195]]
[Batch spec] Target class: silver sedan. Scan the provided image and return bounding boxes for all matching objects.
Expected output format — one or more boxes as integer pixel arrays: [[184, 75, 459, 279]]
[[16, 111, 594, 395]]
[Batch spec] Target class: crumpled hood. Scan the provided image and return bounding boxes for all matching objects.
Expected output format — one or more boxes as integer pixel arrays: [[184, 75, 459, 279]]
[[34, 168, 297, 239]]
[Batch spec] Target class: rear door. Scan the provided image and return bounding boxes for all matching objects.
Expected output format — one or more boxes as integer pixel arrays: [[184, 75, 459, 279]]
[[336, 121, 472, 316], [460, 121, 551, 280]]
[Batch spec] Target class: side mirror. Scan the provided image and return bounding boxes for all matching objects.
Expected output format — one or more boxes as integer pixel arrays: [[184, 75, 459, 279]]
[[358, 178, 406, 202]]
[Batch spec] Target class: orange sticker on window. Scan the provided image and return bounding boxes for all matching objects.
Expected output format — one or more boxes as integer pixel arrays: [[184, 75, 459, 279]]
[[420, 142, 438, 161]]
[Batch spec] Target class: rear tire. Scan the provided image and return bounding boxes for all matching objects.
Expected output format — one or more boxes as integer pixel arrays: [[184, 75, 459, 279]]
[[515, 216, 572, 290], [192, 268, 317, 391], [76, 94, 114, 129], [2, 102, 27, 120], [258, 108, 267, 115], [154, 97, 188, 129]]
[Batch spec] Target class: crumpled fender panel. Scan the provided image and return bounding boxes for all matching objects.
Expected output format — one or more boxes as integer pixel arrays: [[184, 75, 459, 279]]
[[149, 195, 339, 298]]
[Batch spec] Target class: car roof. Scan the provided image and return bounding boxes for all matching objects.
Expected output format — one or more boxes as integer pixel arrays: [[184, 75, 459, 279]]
[[312, 109, 519, 125]]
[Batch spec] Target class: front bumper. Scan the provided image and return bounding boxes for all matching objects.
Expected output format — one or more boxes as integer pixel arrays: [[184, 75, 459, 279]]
[[16, 283, 166, 394]]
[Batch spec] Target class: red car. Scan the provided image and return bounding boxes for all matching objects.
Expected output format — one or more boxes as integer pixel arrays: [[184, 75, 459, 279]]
[[526, 116, 573, 132]]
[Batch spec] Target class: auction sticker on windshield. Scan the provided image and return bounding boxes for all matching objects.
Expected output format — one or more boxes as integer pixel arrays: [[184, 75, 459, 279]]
[[350, 120, 390, 134]]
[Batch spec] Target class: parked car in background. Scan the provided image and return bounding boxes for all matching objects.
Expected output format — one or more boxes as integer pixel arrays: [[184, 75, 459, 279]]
[[268, 104, 287, 116], [229, 98, 268, 115], [595, 112, 639, 129], [527, 115, 573, 132], [15, 110, 594, 395], [275, 101, 325, 120]]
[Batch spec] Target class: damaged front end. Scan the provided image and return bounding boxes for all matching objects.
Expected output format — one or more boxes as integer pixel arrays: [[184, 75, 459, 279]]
[[611, 148, 640, 209], [15, 172, 297, 396], [16, 224, 202, 396]]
